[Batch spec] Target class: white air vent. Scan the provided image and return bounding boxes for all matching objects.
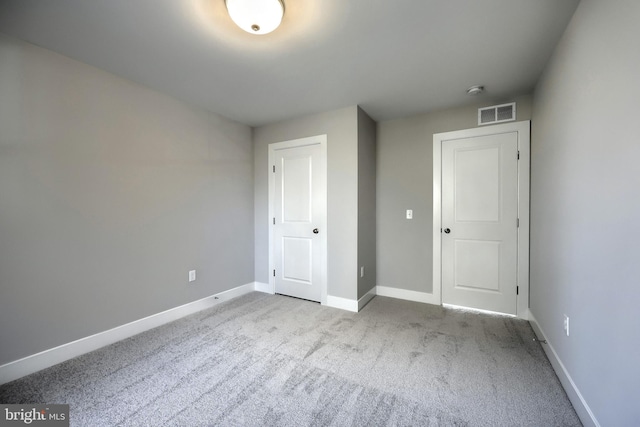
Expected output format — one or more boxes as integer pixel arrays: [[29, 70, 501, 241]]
[[478, 102, 516, 126]]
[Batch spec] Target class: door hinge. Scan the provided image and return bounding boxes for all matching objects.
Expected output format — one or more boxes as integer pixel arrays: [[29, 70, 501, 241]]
[[273, 217, 275, 225], [517, 218, 520, 228], [272, 165, 275, 173], [273, 269, 276, 277], [517, 286, 519, 295], [517, 151, 520, 160]]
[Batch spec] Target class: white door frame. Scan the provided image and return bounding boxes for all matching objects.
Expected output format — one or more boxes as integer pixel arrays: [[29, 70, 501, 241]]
[[432, 121, 530, 319], [268, 135, 328, 305]]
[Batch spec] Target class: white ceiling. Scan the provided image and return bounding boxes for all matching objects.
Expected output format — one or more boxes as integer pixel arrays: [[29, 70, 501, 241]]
[[0, 0, 580, 127]]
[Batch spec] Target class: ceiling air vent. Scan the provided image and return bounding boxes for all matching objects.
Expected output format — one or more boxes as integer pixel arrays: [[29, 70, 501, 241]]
[[478, 102, 516, 126]]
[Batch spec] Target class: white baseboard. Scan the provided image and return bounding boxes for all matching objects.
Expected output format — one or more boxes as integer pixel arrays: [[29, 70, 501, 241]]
[[326, 295, 358, 312], [358, 287, 376, 311], [529, 312, 600, 427], [376, 286, 440, 305], [0, 282, 256, 386], [254, 281, 274, 294]]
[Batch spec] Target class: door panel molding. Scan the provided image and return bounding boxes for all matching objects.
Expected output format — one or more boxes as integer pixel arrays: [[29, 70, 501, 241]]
[[433, 121, 530, 319], [268, 135, 327, 305]]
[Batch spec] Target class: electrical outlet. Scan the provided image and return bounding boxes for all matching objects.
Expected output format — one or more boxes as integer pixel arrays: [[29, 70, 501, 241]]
[[189, 270, 196, 282], [563, 314, 569, 336], [360, 266, 365, 278]]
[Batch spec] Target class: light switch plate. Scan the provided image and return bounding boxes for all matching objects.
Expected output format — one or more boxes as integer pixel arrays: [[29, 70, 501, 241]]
[[189, 270, 196, 282], [406, 209, 413, 219]]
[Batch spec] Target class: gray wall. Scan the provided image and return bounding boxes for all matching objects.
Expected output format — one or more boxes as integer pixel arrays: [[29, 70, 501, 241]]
[[530, 0, 640, 425], [357, 107, 376, 299], [0, 34, 254, 366], [376, 95, 532, 294], [253, 107, 359, 300]]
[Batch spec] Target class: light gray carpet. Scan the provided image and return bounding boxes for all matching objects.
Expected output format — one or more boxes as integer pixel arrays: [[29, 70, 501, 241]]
[[0, 293, 581, 426]]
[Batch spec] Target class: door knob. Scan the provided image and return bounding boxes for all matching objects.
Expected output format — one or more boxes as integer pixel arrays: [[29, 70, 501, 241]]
[[313, 228, 319, 234], [444, 228, 451, 234]]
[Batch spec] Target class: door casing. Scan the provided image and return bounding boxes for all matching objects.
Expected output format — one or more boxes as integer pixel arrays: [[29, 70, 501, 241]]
[[268, 135, 328, 305], [433, 121, 530, 319]]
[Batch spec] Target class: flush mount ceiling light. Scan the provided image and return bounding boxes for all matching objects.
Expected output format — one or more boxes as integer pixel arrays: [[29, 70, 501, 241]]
[[225, 0, 284, 35], [466, 85, 485, 96]]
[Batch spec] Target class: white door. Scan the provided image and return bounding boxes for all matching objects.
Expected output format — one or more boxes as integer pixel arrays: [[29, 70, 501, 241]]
[[270, 136, 327, 302], [441, 131, 519, 314]]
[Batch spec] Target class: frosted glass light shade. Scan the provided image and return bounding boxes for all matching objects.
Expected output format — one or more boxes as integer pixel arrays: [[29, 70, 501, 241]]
[[225, 0, 284, 35]]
